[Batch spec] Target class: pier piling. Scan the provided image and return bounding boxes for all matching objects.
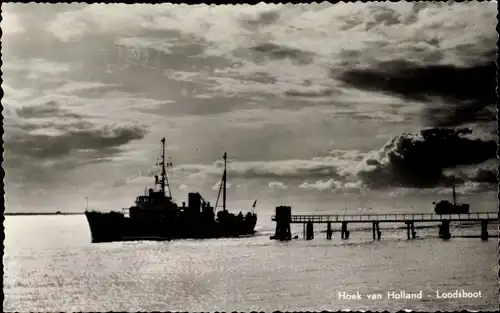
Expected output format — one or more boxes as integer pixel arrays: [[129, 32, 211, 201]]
[[480, 220, 488, 240], [405, 222, 416, 239], [372, 222, 381, 240], [376, 222, 381, 240], [438, 220, 451, 240], [341, 222, 349, 240], [326, 222, 332, 240], [306, 222, 314, 240]]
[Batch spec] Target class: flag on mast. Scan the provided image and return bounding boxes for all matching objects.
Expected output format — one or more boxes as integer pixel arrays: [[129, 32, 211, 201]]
[[161, 137, 165, 144], [251, 199, 257, 213]]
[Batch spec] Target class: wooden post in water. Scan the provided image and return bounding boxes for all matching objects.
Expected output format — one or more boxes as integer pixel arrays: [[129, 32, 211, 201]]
[[306, 221, 314, 240], [376, 222, 381, 240], [481, 220, 488, 240], [411, 222, 416, 239], [326, 221, 332, 240], [372, 222, 376, 240], [406, 222, 411, 239], [341, 222, 349, 239], [438, 220, 451, 240]]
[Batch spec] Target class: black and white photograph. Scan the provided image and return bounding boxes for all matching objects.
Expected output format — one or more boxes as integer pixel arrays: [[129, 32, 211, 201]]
[[2, 2, 498, 312]]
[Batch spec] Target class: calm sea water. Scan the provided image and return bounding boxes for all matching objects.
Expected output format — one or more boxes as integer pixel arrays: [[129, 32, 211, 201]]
[[4, 214, 497, 312]]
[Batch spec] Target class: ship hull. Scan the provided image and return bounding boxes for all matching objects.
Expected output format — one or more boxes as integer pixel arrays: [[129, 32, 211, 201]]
[[435, 208, 470, 215], [434, 203, 470, 215], [85, 211, 257, 243]]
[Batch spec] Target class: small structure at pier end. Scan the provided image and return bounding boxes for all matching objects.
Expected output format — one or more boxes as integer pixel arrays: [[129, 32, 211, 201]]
[[270, 206, 292, 240], [433, 182, 470, 215]]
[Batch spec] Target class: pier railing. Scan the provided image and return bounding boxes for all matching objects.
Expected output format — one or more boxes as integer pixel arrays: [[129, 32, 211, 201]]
[[271, 212, 497, 223]]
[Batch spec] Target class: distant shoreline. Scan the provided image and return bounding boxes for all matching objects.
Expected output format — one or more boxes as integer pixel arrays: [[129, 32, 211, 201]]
[[5, 212, 84, 216]]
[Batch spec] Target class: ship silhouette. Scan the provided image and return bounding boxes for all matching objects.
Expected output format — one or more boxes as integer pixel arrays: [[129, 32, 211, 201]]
[[85, 138, 258, 243], [432, 181, 470, 214]]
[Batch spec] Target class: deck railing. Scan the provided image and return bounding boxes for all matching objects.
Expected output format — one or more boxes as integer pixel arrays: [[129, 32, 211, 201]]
[[271, 212, 497, 223]]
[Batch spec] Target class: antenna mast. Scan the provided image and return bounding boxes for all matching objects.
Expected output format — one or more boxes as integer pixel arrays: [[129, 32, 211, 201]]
[[223, 152, 227, 211], [214, 152, 228, 211], [160, 137, 172, 199]]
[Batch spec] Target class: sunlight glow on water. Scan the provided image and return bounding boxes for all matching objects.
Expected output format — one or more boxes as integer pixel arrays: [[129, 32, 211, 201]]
[[4, 216, 497, 311]]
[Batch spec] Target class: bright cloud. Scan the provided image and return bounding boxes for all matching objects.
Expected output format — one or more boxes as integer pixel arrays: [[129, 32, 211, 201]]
[[1, 11, 24, 36], [46, 3, 496, 65], [173, 149, 365, 180], [211, 181, 232, 191], [41, 3, 496, 104], [268, 181, 288, 190], [300, 179, 340, 191], [4, 58, 77, 77]]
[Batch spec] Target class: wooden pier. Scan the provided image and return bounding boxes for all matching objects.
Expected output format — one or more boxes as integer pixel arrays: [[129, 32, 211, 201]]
[[270, 206, 497, 241]]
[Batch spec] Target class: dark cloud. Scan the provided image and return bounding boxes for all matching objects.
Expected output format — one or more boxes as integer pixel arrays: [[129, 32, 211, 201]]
[[284, 88, 336, 98], [337, 58, 496, 127], [211, 161, 342, 180], [449, 164, 497, 185], [6, 124, 146, 160], [357, 128, 497, 188], [250, 43, 314, 65], [363, 4, 405, 30], [242, 71, 277, 85], [138, 97, 243, 117], [240, 10, 280, 29], [16, 100, 83, 119], [4, 122, 147, 190], [5, 97, 148, 185], [13, 120, 96, 134]]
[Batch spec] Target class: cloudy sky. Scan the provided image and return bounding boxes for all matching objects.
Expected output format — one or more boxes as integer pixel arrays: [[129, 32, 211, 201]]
[[3, 2, 497, 213]]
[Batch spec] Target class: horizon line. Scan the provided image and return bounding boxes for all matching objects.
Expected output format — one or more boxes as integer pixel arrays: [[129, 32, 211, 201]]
[[4, 212, 84, 216]]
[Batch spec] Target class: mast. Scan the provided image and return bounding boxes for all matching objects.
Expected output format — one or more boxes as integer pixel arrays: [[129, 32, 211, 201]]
[[223, 152, 227, 211], [214, 152, 227, 211], [160, 137, 172, 199]]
